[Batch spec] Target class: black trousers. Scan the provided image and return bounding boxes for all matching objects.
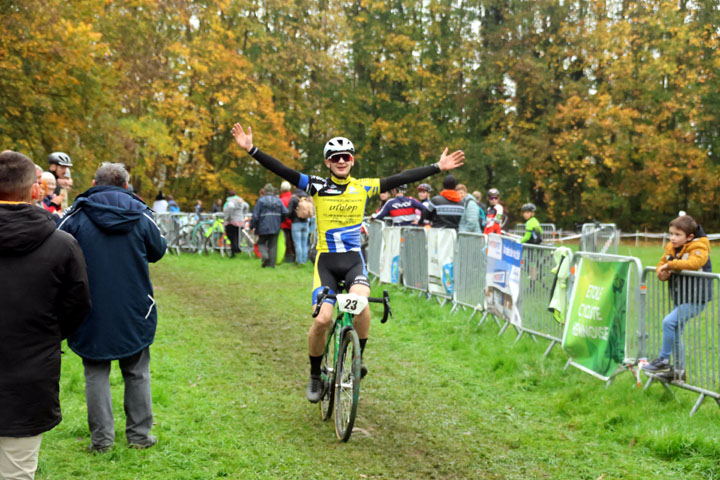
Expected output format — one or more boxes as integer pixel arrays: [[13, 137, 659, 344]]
[[257, 233, 279, 268], [225, 224, 241, 255]]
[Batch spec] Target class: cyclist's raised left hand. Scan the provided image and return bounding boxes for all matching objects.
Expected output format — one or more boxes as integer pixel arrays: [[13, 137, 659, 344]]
[[232, 123, 253, 152], [437, 148, 465, 171]]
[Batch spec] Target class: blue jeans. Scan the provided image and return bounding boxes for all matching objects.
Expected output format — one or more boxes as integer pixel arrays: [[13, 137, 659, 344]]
[[660, 303, 705, 368], [291, 221, 310, 264]]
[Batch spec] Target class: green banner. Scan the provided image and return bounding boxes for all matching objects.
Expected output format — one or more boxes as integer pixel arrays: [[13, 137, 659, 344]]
[[562, 258, 629, 378]]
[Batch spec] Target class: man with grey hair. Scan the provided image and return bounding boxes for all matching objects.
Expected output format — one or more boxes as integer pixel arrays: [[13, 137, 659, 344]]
[[1, 151, 91, 479], [58, 162, 166, 453]]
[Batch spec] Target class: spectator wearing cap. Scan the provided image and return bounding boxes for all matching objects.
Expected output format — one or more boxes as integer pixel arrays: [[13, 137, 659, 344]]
[[420, 175, 465, 229], [371, 185, 427, 226], [0, 151, 91, 479], [47, 152, 72, 197], [250, 183, 288, 268], [279, 181, 295, 262], [58, 162, 166, 453]]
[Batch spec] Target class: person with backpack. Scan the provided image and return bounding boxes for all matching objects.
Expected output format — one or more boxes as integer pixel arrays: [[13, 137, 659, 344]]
[[519, 203, 543, 244], [287, 188, 314, 265], [455, 184, 481, 233], [472, 190, 487, 230]]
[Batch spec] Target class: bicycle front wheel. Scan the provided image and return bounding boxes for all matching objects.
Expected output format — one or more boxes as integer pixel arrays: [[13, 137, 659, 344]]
[[334, 328, 361, 442], [320, 328, 337, 421]]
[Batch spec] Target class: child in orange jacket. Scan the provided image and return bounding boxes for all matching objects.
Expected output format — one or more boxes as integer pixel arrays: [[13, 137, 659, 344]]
[[642, 215, 712, 378]]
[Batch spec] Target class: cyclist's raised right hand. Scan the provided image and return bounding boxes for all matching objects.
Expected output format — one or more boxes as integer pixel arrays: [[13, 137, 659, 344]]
[[232, 123, 253, 152]]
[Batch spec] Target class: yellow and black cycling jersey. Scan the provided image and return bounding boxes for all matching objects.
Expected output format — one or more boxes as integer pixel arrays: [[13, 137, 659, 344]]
[[298, 174, 378, 253], [248, 146, 440, 253]]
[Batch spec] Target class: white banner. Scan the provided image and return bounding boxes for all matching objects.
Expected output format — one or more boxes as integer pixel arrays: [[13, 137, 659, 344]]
[[427, 228, 456, 297], [379, 227, 402, 284], [485, 234, 523, 327]]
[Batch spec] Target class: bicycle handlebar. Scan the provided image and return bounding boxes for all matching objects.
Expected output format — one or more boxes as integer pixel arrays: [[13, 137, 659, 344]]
[[312, 287, 392, 324]]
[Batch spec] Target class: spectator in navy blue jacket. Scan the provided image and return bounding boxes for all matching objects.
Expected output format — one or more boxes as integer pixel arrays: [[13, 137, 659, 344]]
[[58, 162, 166, 453], [250, 183, 288, 268]]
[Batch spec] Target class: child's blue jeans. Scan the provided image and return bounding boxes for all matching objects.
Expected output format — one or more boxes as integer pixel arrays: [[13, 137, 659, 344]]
[[660, 303, 705, 368]]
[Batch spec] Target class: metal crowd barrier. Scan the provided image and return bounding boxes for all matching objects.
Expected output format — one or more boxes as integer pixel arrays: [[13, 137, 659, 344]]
[[155, 212, 186, 253], [367, 222, 720, 415], [509, 223, 557, 243], [580, 223, 619, 255], [452, 232, 487, 316], [366, 220, 384, 278], [155, 212, 223, 254], [641, 267, 720, 415], [517, 243, 564, 354], [400, 227, 429, 294]]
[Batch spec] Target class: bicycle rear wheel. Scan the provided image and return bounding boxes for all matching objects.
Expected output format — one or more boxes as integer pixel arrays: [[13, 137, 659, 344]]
[[201, 234, 215, 255], [334, 328, 361, 441], [320, 328, 337, 421]]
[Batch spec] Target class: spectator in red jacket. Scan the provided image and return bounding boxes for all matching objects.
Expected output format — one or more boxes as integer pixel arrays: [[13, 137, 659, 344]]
[[279, 180, 294, 261]]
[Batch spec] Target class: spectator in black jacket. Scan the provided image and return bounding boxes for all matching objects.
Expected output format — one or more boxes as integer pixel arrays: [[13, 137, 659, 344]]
[[58, 162, 166, 453], [0, 151, 91, 479], [420, 174, 465, 229]]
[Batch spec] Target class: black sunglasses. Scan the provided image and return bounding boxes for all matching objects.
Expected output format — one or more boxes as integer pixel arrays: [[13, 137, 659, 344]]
[[489, 196, 499, 200], [328, 153, 353, 163]]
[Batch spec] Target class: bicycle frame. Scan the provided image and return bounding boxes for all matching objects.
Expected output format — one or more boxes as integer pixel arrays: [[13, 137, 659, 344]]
[[312, 287, 391, 441]]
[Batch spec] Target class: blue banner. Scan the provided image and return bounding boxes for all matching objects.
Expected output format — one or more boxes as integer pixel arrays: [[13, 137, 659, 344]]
[[485, 235, 523, 326]]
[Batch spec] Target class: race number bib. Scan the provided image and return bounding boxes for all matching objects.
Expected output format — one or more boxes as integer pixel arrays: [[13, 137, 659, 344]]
[[336, 293, 368, 315]]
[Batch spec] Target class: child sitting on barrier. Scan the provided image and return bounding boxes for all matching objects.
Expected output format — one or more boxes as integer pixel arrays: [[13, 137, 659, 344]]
[[519, 203, 543, 244], [642, 215, 712, 379]]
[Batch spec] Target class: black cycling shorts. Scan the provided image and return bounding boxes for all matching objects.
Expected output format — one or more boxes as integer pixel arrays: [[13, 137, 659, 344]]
[[312, 251, 370, 305]]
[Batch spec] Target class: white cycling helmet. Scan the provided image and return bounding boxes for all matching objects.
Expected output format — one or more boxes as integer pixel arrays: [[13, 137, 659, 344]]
[[323, 137, 355, 159]]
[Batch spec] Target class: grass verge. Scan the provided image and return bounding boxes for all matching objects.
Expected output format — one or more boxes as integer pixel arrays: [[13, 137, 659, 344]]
[[37, 252, 720, 480]]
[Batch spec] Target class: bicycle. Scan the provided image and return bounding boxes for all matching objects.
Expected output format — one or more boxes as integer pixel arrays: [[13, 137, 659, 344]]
[[202, 214, 231, 256], [187, 213, 231, 256], [312, 287, 391, 442]]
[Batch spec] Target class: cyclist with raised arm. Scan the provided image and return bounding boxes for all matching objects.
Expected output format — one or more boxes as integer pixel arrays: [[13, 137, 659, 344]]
[[232, 123, 464, 402]]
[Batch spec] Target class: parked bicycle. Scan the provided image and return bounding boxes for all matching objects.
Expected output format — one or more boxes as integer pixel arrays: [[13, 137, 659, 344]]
[[312, 287, 391, 442]]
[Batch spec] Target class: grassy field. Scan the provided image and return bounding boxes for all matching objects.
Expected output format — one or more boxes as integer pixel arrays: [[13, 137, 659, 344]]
[[36, 249, 720, 480]]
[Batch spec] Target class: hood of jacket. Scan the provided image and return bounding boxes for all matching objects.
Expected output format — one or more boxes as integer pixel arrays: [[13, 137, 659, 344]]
[[68, 186, 148, 234], [0, 203, 57, 255], [440, 189, 462, 203]]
